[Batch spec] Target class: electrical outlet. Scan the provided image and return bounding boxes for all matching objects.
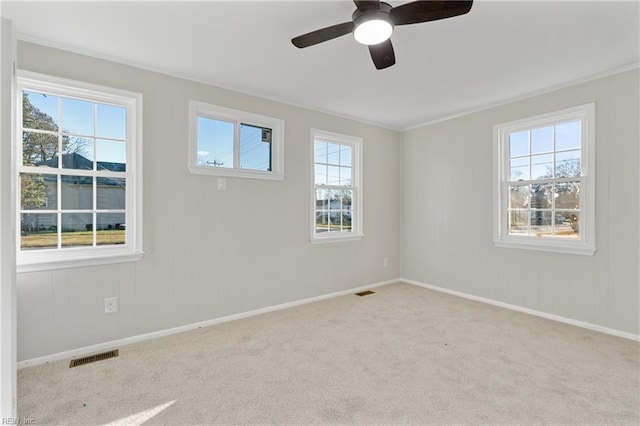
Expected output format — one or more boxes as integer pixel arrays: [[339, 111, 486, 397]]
[[383, 257, 388, 267], [104, 297, 118, 314]]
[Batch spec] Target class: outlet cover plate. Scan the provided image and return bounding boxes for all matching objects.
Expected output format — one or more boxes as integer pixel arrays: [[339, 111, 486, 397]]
[[104, 297, 118, 314]]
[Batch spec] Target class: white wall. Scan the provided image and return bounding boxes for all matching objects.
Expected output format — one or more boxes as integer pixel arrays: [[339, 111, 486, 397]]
[[15, 41, 639, 363], [16, 41, 403, 362], [0, 17, 17, 416], [403, 69, 640, 336]]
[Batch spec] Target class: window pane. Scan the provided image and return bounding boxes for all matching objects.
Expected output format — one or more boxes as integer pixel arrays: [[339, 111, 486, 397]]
[[509, 157, 529, 181], [508, 210, 529, 235], [96, 139, 126, 172], [23, 91, 58, 130], [316, 189, 328, 210], [329, 211, 344, 232], [97, 177, 126, 210], [555, 150, 581, 178], [61, 213, 93, 247], [531, 154, 553, 179], [61, 175, 93, 210], [23, 131, 58, 167], [509, 185, 529, 209], [341, 211, 352, 231], [556, 120, 581, 151], [197, 116, 233, 168], [555, 211, 579, 239], [61, 97, 94, 136], [315, 164, 327, 185], [240, 123, 271, 171], [530, 210, 553, 237], [315, 211, 329, 233], [555, 181, 580, 209], [21, 213, 57, 250], [339, 145, 352, 167], [97, 213, 125, 245], [328, 189, 344, 211], [509, 131, 528, 158], [531, 183, 552, 209], [340, 166, 352, 186], [314, 141, 327, 164], [62, 137, 94, 169], [340, 189, 353, 210], [97, 104, 126, 140], [327, 166, 340, 185], [531, 126, 553, 154], [327, 143, 340, 165], [21, 173, 57, 210]]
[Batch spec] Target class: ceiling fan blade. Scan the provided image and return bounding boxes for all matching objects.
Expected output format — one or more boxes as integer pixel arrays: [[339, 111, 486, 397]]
[[390, 0, 473, 26], [291, 21, 355, 48], [353, 0, 381, 12], [369, 39, 395, 70]]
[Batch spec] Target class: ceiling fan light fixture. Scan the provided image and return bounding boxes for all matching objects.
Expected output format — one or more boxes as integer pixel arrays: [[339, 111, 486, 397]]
[[353, 18, 393, 45]]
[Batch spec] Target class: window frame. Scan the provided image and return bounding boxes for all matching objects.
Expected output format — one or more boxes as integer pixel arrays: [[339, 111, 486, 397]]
[[493, 103, 596, 255], [188, 100, 284, 180], [16, 71, 144, 272], [310, 129, 363, 243]]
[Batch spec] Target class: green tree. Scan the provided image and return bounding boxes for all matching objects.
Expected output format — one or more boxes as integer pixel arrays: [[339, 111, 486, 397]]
[[22, 93, 60, 166], [20, 93, 59, 211], [20, 174, 46, 210]]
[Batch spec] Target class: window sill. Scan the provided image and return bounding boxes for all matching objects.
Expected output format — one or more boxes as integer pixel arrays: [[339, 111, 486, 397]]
[[310, 234, 363, 244], [189, 166, 284, 181], [17, 251, 145, 273], [494, 239, 595, 256]]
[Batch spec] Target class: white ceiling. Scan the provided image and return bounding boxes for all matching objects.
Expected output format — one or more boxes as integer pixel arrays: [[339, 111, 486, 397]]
[[2, 0, 639, 130]]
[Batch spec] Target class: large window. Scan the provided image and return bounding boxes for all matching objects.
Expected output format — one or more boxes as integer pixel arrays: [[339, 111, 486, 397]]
[[17, 72, 143, 271], [188, 100, 284, 180], [493, 103, 595, 255], [311, 129, 362, 242]]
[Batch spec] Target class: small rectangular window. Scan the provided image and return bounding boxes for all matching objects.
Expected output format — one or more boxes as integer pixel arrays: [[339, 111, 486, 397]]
[[311, 129, 362, 242], [493, 103, 595, 255], [189, 101, 284, 180]]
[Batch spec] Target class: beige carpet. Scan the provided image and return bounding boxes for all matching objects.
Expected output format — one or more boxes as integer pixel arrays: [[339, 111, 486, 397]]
[[18, 282, 640, 425]]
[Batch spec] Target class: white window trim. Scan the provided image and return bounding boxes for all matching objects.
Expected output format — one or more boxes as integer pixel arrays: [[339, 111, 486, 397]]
[[16, 70, 144, 272], [493, 103, 596, 255], [188, 100, 284, 181], [310, 129, 363, 243]]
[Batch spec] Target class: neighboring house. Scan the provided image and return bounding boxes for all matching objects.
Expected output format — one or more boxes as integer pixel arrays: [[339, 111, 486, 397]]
[[21, 152, 125, 233], [315, 198, 352, 230]]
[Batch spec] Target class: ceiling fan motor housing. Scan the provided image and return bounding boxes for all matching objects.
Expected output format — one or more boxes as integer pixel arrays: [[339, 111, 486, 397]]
[[352, 2, 394, 45]]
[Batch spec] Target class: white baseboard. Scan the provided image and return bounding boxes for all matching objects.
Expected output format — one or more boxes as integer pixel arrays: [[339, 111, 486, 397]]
[[401, 278, 640, 342], [17, 279, 398, 369], [19, 277, 638, 368]]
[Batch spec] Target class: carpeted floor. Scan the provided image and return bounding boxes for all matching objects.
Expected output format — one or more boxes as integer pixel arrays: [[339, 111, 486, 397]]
[[17, 282, 640, 425]]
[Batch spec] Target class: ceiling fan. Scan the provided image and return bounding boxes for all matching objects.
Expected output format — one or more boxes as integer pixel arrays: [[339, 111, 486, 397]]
[[291, 1, 473, 70]]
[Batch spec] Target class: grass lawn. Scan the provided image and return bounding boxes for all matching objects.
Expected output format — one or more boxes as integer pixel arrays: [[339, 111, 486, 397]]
[[21, 230, 125, 248]]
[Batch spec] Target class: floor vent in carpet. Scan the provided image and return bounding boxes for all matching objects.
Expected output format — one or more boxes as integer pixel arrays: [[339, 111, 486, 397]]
[[69, 349, 119, 368], [355, 290, 375, 297]]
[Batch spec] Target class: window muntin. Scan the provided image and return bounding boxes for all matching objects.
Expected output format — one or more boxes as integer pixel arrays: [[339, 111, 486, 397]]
[[494, 103, 595, 255], [506, 120, 581, 239], [189, 101, 284, 180], [311, 130, 362, 242], [17, 72, 143, 271]]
